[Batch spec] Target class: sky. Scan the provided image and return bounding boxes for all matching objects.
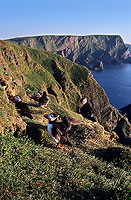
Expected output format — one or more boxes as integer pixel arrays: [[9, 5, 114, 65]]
[[0, 0, 131, 43]]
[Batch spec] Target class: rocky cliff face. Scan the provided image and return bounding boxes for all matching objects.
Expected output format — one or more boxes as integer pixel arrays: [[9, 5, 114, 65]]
[[0, 40, 130, 139], [126, 43, 131, 52], [7, 35, 131, 67]]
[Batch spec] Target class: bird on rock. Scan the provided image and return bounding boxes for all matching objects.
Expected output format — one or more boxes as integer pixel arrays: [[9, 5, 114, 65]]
[[79, 97, 96, 122], [44, 113, 82, 147], [39, 91, 49, 107], [12, 95, 33, 119]]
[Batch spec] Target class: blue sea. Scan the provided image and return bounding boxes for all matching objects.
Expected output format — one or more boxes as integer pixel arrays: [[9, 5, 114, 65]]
[[91, 64, 131, 109]]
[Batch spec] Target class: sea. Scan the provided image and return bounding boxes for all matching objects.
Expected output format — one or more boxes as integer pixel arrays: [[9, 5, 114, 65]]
[[91, 64, 131, 110]]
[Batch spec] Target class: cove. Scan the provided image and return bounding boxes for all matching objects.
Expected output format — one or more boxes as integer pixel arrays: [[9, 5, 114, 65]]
[[91, 64, 131, 109]]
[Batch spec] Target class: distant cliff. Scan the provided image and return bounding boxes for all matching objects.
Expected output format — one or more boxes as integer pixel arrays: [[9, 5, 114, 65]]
[[7, 35, 131, 68], [126, 43, 131, 52]]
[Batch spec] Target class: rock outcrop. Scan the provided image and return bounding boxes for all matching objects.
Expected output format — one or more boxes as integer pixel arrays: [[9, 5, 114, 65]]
[[93, 61, 104, 71], [7, 35, 131, 67]]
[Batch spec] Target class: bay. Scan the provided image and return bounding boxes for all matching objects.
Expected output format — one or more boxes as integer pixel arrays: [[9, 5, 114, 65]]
[[91, 64, 131, 109]]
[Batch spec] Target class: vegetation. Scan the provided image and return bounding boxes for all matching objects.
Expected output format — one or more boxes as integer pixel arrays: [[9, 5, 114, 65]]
[[0, 40, 131, 199], [0, 130, 131, 200]]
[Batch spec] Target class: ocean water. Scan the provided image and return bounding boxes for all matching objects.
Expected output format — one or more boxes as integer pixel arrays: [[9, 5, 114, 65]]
[[91, 64, 131, 109]]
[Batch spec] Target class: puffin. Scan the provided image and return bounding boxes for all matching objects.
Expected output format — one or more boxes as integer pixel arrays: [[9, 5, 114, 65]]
[[44, 113, 82, 147], [79, 97, 96, 122], [12, 95, 33, 119], [38, 91, 49, 107], [29, 91, 42, 102]]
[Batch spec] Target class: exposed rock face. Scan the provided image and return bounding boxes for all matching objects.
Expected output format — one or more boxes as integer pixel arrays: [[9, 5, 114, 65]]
[[7, 35, 131, 67], [126, 43, 131, 52]]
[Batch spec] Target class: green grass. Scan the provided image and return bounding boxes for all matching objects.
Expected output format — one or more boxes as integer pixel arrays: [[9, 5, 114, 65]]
[[0, 131, 131, 200], [68, 64, 89, 86]]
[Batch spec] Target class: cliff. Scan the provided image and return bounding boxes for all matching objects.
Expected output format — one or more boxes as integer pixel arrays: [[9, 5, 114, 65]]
[[0, 40, 130, 139], [7, 35, 131, 68], [0, 40, 131, 200], [126, 43, 131, 52]]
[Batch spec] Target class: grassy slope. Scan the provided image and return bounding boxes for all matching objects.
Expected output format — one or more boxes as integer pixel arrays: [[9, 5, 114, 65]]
[[0, 131, 131, 200], [0, 40, 83, 129], [0, 40, 131, 199]]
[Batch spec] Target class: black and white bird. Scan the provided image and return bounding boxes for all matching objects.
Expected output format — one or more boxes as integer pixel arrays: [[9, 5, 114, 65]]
[[79, 97, 96, 122], [39, 91, 49, 107], [44, 113, 82, 147], [12, 95, 33, 119]]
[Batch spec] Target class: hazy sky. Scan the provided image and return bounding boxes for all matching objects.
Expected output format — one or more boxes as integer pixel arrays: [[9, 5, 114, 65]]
[[0, 0, 131, 43]]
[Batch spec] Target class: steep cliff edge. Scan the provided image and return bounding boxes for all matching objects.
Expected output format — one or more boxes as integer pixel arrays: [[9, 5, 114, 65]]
[[7, 35, 131, 67], [0, 40, 130, 139]]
